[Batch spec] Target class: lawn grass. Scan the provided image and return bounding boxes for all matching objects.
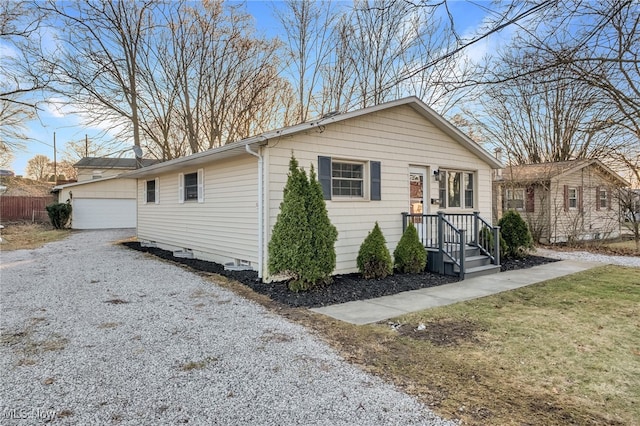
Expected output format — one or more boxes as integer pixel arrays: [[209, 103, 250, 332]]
[[604, 239, 639, 252], [227, 265, 639, 425], [0, 222, 70, 251]]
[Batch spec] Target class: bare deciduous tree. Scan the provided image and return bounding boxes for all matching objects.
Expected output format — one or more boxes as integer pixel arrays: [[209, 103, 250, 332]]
[[26, 154, 52, 181], [38, 0, 158, 162], [276, 0, 336, 122], [475, 55, 621, 164], [477, 0, 639, 178]]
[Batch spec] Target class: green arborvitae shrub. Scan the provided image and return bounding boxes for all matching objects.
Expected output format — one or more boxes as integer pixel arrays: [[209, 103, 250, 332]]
[[498, 210, 533, 259], [393, 222, 427, 273], [357, 222, 393, 279], [268, 155, 338, 292], [306, 165, 338, 286], [46, 201, 72, 229], [268, 155, 313, 291], [479, 226, 507, 259]]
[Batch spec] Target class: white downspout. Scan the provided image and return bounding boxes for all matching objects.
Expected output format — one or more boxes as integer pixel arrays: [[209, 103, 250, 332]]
[[245, 143, 264, 279]]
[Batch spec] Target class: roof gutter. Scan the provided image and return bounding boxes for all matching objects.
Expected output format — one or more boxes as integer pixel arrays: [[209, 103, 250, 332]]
[[245, 143, 264, 279]]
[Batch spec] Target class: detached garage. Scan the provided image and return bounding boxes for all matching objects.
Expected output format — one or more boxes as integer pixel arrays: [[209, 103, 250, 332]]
[[54, 177, 137, 229]]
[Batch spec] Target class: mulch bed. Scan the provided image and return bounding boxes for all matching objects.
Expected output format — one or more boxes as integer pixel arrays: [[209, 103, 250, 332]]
[[122, 242, 559, 308]]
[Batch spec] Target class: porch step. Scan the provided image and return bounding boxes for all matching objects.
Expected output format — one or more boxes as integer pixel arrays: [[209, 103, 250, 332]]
[[464, 255, 492, 269], [456, 263, 501, 279]]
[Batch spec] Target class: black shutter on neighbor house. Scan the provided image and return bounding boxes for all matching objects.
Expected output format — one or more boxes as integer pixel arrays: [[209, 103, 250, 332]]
[[370, 161, 381, 201], [526, 186, 535, 212], [318, 156, 332, 200]]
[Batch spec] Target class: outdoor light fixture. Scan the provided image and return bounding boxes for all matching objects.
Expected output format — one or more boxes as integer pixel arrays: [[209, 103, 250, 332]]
[[433, 169, 440, 181]]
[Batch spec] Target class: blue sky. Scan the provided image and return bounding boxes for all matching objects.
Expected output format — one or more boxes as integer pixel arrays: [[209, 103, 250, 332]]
[[10, 0, 498, 176]]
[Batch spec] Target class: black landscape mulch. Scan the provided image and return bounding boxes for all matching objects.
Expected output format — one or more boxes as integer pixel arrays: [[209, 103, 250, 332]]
[[122, 242, 559, 308]]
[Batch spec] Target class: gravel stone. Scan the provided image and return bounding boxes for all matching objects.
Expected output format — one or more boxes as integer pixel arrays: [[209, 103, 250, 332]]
[[535, 247, 640, 268], [1, 230, 455, 425]]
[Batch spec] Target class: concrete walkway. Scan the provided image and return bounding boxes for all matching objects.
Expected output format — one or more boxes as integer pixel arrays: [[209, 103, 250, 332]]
[[311, 260, 602, 325]]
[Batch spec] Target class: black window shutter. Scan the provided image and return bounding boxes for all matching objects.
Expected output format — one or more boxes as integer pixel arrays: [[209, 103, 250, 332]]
[[318, 156, 332, 200], [370, 161, 381, 201]]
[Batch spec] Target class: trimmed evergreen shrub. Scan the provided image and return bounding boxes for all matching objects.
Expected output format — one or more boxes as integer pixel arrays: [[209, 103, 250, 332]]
[[268, 156, 313, 290], [268, 155, 338, 292], [357, 222, 393, 279], [479, 226, 507, 259], [498, 210, 533, 259], [306, 165, 338, 285], [46, 201, 72, 229], [393, 222, 427, 273]]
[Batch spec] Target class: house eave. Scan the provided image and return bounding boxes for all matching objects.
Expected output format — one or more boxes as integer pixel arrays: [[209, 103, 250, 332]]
[[52, 175, 123, 190]]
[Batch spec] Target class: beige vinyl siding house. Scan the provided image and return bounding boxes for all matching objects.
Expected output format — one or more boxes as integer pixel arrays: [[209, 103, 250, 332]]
[[124, 97, 502, 280], [54, 158, 159, 229], [136, 155, 259, 266], [494, 159, 629, 243], [55, 177, 138, 229]]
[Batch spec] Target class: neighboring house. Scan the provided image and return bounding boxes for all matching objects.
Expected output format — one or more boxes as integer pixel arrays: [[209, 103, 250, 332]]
[[493, 159, 629, 243], [53, 157, 158, 229], [123, 97, 503, 280], [74, 157, 157, 182]]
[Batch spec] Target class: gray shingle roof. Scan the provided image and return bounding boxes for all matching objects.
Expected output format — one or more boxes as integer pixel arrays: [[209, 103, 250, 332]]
[[74, 157, 160, 169]]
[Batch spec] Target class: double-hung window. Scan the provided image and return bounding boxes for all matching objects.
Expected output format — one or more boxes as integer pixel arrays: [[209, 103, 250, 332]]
[[178, 169, 204, 203], [506, 188, 525, 210], [145, 178, 159, 204], [317, 156, 381, 201], [599, 189, 608, 209], [184, 172, 198, 201], [332, 161, 364, 197], [568, 188, 578, 209], [438, 170, 475, 209]]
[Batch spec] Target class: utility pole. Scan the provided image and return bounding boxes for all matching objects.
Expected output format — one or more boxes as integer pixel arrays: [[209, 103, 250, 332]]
[[85, 134, 88, 157], [53, 132, 57, 184]]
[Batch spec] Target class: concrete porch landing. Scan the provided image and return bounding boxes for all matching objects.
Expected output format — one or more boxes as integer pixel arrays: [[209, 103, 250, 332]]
[[310, 260, 602, 325]]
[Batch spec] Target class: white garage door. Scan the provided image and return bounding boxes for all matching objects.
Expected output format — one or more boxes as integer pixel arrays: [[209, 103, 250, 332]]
[[72, 199, 136, 229]]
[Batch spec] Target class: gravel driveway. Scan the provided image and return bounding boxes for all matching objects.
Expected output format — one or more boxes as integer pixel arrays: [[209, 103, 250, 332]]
[[535, 247, 640, 268], [0, 230, 452, 425]]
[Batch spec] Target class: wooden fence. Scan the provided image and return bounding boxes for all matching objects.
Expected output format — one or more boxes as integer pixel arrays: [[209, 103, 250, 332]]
[[0, 196, 54, 222]]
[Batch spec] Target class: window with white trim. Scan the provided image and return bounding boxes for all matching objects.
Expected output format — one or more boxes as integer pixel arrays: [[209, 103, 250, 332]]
[[568, 188, 578, 209], [145, 179, 159, 204], [332, 161, 364, 197], [178, 169, 204, 203], [438, 170, 475, 209], [184, 172, 198, 200], [506, 188, 525, 210], [599, 189, 608, 209], [318, 156, 380, 201]]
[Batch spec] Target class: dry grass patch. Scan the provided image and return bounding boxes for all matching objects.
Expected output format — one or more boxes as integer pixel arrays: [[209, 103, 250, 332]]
[[202, 266, 639, 425], [180, 356, 218, 371], [371, 265, 639, 425], [604, 239, 639, 254], [0, 222, 70, 251]]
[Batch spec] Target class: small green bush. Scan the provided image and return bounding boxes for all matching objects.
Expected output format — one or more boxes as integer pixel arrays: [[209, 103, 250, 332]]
[[498, 210, 533, 259], [46, 201, 72, 229], [393, 222, 426, 273], [357, 222, 393, 279], [479, 226, 507, 259]]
